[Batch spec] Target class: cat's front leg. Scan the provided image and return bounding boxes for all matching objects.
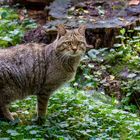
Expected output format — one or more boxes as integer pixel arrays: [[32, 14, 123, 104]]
[[36, 93, 51, 125], [0, 105, 14, 121]]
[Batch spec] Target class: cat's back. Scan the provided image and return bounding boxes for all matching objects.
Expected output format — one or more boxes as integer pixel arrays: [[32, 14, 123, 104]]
[[0, 44, 28, 60], [0, 43, 45, 82], [0, 43, 48, 62], [0, 43, 50, 90]]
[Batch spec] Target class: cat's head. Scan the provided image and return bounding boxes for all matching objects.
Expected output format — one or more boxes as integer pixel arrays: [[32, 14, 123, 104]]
[[54, 24, 87, 57]]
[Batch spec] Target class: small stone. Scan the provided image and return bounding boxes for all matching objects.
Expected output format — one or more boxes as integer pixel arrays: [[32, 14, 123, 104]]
[[75, 2, 87, 9], [84, 10, 89, 14]]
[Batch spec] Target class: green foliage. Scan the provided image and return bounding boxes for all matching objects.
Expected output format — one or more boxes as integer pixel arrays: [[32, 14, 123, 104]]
[[121, 79, 140, 112], [0, 6, 139, 140], [104, 28, 140, 110], [0, 6, 37, 48], [72, 27, 140, 112], [0, 87, 140, 139], [106, 28, 140, 69]]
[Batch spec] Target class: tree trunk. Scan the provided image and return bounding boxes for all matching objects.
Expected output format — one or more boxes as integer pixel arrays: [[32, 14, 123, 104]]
[[23, 0, 140, 48]]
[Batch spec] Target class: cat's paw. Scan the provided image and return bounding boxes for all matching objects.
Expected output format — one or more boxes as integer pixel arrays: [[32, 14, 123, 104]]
[[11, 112, 18, 118], [32, 116, 46, 125], [9, 118, 21, 125]]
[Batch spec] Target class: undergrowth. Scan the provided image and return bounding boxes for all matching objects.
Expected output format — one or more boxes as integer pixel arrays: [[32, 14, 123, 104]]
[[0, 87, 140, 140], [0, 6, 37, 48], [0, 5, 139, 140], [72, 26, 140, 112]]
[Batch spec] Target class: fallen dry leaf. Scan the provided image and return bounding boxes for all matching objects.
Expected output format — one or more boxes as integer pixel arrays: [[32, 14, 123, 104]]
[[118, 17, 125, 21], [129, 0, 140, 6]]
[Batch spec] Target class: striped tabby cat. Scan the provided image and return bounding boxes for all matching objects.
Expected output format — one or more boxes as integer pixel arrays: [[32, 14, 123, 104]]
[[0, 25, 87, 124]]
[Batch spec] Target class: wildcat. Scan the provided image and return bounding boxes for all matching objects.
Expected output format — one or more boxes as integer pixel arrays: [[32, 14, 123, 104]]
[[0, 24, 87, 124]]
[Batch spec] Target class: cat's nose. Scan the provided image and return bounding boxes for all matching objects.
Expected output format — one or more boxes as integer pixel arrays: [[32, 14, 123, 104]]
[[72, 46, 77, 52]]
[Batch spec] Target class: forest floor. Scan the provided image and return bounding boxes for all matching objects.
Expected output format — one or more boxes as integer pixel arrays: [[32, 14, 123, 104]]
[[0, 2, 140, 140]]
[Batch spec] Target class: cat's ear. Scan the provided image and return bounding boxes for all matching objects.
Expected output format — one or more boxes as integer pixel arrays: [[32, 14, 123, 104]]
[[57, 24, 67, 36], [78, 25, 86, 36]]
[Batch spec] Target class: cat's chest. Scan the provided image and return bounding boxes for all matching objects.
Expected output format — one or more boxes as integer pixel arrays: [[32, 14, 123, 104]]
[[47, 67, 75, 83], [44, 63, 75, 89]]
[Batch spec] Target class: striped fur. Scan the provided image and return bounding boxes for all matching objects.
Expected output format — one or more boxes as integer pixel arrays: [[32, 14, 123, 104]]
[[0, 25, 87, 123]]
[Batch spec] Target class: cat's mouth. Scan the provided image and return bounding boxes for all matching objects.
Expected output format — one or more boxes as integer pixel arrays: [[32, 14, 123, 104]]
[[70, 50, 83, 56]]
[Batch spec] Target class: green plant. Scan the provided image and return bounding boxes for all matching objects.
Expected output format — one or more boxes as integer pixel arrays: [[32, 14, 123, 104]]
[[0, 6, 37, 48], [0, 5, 139, 139], [0, 87, 140, 139], [72, 27, 140, 112]]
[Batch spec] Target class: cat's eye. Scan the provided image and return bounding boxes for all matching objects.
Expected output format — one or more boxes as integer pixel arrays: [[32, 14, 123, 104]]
[[67, 42, 71, 45], [77, 42, 81, 45], [77, 42, 83, 46]]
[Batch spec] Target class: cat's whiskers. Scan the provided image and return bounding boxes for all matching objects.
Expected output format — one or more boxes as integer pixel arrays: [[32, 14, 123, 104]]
[[60, 53, 70, 65]]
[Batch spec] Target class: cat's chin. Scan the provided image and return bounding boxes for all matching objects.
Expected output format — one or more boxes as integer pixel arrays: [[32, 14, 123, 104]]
[[69, 53, 83, 57]]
